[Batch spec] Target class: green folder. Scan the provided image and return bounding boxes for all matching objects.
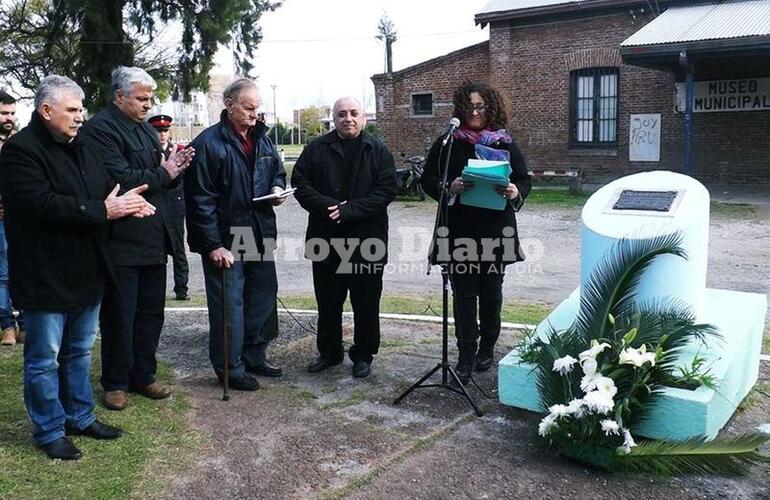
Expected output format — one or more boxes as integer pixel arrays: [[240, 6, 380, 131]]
[[460, 159, 512, 210]]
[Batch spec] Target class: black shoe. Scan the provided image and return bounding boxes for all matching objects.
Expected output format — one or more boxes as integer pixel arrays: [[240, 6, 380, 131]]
[[175, 294, 190, 301], [246, 361, 283, 378], [40, 437, 82, 460], [474, 354, 494, 372], [221, 373, 260, 391], [65, 420, 123, 440], [307, 356, 343, 373], [454, 362, 472, 385], [352, 361, 371, 378]]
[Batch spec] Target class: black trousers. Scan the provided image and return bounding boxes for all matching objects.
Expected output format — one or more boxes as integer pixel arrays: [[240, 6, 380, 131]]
[[167, 216, 189, 297], [448, 262, 505, 365], [100, 264, 166, 391], [312, 262, 383, 364]]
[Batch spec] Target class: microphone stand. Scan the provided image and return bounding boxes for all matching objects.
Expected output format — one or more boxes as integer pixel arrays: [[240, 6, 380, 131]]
[[393, 132, 483, 417]]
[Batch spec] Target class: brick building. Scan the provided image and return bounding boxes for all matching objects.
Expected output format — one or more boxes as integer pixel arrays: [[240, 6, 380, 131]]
[[372, 0, 770, 186]]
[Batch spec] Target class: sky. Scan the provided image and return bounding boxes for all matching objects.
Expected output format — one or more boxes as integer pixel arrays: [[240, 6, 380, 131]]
[[216, 0, 490, 121], [12, 0, 491, 124]]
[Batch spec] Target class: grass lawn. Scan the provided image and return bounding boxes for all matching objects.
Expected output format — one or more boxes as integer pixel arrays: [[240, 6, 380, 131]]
[[393, 187, 591, 207], [396, 187, 764, 215], [710, 201, 759, 218], [524, 188, 590, 207], [0, 344, 197, 498], [168, 293, 552, 326]]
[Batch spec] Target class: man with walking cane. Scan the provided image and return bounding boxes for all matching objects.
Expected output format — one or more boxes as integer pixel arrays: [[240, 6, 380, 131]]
[[185, 77, 287, 391]]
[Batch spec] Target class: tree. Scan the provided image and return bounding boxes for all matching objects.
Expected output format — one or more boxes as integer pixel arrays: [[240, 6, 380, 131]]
[[299, 106, 323, 139], [0, 0, 281, 110], [376, 12, 397, 74]]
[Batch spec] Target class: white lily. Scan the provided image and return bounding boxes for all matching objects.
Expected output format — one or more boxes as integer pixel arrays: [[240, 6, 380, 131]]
[[617, 428, 638, 454], [552, 355, 578, 375], [619, 344, 656, 368], [578, 340, 611, 362], [583, 390, 615, 415], [581, 357, 598, 377], [600, 419, 620, 436]]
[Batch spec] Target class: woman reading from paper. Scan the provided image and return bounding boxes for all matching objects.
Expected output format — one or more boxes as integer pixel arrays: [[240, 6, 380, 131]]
[[420, 81, 531, 385]]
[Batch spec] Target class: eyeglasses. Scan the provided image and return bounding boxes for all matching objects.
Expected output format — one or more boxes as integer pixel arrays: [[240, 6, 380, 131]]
[[469, 104, 487, 114]]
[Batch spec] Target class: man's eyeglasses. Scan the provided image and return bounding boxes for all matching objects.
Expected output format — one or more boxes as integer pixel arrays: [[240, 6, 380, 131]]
[[469, 104, 487, 114]]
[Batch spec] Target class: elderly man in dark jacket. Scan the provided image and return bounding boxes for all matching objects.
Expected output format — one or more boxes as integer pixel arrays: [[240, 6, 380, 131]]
[[0, 75, 154, 459], [292, 96, 396, 379], [79, 66, 195, 410], [185, 78, 286, 391]]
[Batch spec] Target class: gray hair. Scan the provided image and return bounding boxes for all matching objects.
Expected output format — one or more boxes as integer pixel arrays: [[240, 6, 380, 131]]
[[223, 77, 259, 104], [111, 66, 157, 96], [34, 75, 85, 109]]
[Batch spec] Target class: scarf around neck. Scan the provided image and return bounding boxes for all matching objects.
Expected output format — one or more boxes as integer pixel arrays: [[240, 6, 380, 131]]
[[452, 125, 512, 162]]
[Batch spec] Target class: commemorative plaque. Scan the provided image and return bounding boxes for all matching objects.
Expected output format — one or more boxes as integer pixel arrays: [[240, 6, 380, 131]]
[[612, 190, 678, 212]]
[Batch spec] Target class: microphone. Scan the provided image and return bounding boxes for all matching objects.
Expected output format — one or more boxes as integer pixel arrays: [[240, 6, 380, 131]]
[[441, 117, 461, 146]]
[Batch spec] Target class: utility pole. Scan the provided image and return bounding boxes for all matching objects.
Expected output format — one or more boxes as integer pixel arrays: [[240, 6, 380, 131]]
[[271, 84, 278, 146]]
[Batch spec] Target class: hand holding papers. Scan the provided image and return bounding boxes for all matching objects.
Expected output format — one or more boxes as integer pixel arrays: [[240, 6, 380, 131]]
[[460, 159, 512, 210], [252, 187, 296, 203]]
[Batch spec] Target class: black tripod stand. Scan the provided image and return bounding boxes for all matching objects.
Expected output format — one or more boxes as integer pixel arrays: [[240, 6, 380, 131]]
[[392, 132, 483, 417]]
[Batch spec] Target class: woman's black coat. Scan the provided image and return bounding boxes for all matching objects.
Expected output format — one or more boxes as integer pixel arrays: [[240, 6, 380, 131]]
[[420, 135, 531, 265]]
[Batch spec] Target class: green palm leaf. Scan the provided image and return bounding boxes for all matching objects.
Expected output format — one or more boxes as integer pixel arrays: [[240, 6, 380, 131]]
[[574, 233, 687, 345], [613, 433, 770, 476]]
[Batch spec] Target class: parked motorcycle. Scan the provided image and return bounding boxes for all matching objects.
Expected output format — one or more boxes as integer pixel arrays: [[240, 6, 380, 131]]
[[396, 153, 426, 201]]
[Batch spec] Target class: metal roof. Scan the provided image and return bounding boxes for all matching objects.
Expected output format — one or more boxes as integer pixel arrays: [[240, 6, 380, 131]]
[[477, 0, 586, 13], [621, 0, 770, 47]]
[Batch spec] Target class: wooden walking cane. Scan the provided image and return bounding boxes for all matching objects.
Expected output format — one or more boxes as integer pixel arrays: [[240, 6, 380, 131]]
[[222, 266, 230, 401]]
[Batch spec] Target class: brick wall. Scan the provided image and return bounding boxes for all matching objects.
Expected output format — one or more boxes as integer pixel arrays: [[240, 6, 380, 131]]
[[372, 42, 490, 158], [373, 11, 770, 186]]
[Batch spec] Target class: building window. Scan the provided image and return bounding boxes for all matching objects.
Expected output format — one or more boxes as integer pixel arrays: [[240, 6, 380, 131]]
[[570, 68, 618, 148], [411, 93, 433, 116]]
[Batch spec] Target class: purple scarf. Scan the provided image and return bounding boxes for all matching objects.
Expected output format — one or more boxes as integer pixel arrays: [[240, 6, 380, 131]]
[[452, 126, 512, 162]]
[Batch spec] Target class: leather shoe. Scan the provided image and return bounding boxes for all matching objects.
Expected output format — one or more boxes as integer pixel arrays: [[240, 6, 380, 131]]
[[102, 390, 128, 410], [1, 327, 16, 346], [221, 373, 260, 391], [307, 356, 343, 373], [454, 362, 472, 385], [246, 361, 283, 377], [40, 437, 82, 460], [66, 420, 123, 440], [131, 382, 172, 399], [175, 294, 190, 301], [474, 354, 494, 372], [352, 361, 371, 378]]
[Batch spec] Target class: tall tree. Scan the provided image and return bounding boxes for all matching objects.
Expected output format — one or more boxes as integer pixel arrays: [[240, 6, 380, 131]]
[[376, 13, 397, 74], [0, 0, 281, 110]]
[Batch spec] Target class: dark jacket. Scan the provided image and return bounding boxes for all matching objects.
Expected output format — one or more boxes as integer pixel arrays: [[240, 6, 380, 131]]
[[0, 112, 112, 310], [421, 134, 531, 265], [291, 130, 396, 266], [163, 142, 186, 218], [80, 102, 175, 266], [184, 112, 286, 254]]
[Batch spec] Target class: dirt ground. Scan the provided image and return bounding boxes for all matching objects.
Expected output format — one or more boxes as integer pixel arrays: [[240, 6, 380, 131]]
[[169, 187, 770, 320], [153, 188, 770, 499], [155, 313, 770, 499]]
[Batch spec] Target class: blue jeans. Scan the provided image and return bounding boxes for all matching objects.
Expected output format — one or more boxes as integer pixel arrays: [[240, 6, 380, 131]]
[[0, 221, 26, 331], [23, 304, 100, 445], [202, 258, 277, 379], [0, 221, 14, 331]]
